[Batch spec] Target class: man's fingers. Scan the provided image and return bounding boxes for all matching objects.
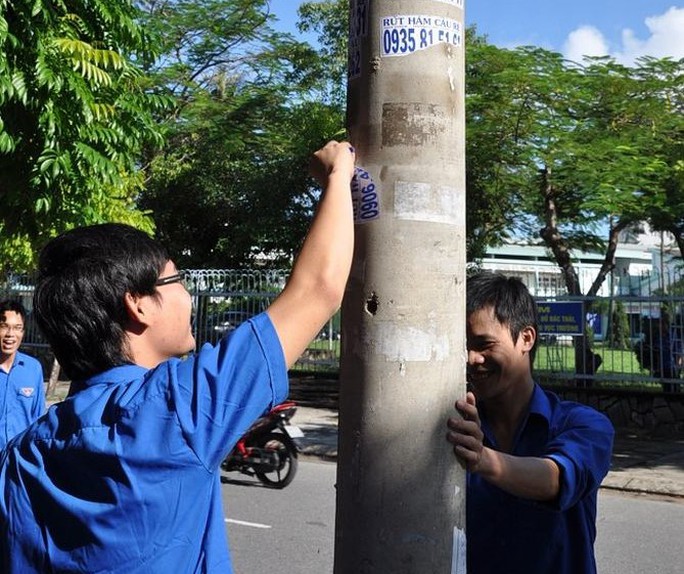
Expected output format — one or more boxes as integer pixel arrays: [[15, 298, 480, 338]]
[[448, 430, 483, 448], [447, 416, 484, 443], [310, 140, 355, 184], [455, 398, 480, 424], [466, 391, 477, 407], [451, 444, 480, 464]]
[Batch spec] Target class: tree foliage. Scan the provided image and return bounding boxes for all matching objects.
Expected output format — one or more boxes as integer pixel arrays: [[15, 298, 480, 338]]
[[629, 57, 684, 256], [512, 51, 681, 297], [464, 30, 533, 260], [143, 94, 342, 268], [608, 301, 631, 351], [459, 37, 683, 296], [137, 0, 345, 268], [6, 0, 677, 283], [0, 0, 166, 271], [465, 44, 683, 374], [296, 0, 348, 106]]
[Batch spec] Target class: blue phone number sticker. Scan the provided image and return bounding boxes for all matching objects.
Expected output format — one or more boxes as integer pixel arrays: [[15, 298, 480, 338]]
[[351, 166, 380, 224], [381, 15, 462, 57]]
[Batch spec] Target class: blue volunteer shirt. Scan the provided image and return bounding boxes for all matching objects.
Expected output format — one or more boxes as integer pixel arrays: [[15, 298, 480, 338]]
[[467, 384, 614, 574], [0, 351, 45, 449], [0, 313, 288, 574]]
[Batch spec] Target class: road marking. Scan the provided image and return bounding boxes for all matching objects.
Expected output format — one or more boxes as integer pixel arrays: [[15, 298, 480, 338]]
[[225, 518, 272, 529]]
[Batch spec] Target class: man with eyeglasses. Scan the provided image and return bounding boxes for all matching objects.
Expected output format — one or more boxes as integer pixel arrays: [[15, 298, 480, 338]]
[[0, 300, 45, 450], [0, 141, 355, 573]]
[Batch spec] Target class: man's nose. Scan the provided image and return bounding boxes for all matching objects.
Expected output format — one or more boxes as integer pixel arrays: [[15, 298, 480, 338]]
[[467, 349, 484, 365]]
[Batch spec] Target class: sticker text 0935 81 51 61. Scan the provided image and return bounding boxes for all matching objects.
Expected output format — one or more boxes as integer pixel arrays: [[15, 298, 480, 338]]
[[381, 15, 462, 57]]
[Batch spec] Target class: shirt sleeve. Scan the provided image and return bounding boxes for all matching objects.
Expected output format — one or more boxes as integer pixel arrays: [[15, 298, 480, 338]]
[[171, 312, 289, 470], [545, 406, 615, 511]]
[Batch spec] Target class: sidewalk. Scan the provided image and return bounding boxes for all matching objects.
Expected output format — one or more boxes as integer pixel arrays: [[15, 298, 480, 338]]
[[293, 406, 684, 499], [47, 384, 684, 498]]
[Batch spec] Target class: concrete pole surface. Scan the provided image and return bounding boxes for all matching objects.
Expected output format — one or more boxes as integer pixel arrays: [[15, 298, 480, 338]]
[[335, 1, 467, 573]]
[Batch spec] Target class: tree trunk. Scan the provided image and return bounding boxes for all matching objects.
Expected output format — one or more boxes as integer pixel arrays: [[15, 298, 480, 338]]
[[539, 168, 610, 381], [46, 357, 61, 398]]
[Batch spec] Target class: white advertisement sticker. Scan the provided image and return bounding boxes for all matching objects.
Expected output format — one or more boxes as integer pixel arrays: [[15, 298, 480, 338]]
[[351, 166, 380, 224], [436, 0, 464, 8], [381, 15, 462, 57]]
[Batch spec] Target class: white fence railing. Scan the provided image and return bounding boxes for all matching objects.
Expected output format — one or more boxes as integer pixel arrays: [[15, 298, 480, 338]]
[[3, 268, 684, 387]]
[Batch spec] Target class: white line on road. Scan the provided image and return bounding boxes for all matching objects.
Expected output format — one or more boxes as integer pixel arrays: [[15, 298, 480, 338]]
[[225, 518, 272, 529]]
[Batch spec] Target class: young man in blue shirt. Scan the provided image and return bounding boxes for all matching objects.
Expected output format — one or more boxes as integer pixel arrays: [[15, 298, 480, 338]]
[[0, 299, 45, 450], [446, 272, 614, 574], [0, 140, 355, 573]]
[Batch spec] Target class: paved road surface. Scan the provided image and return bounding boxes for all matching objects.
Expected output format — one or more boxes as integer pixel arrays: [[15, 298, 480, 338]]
[[223, 459, 684, 574]]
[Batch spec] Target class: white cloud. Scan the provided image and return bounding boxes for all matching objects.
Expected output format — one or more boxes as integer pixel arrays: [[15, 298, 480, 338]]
[[563, 26, 609, 63], [616, 7, 684, 62], [563, 7, 684, 65]]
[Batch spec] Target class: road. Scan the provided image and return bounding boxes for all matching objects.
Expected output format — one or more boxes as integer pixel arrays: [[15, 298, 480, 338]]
[[596, 490, 683, 574], [222, 459, 684, 574], [222, 459, 336, 573]]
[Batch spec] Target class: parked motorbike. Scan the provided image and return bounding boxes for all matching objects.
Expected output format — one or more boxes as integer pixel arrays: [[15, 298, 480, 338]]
[[221, 401, 303, 488]]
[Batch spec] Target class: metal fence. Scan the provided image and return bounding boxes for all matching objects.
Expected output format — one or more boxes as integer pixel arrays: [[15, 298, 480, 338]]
[[3, 267, 684, 389], [513, 268, 684, 392], [0, 269, 341, 375]]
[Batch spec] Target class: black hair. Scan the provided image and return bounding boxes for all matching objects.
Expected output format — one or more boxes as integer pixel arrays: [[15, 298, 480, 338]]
[[0, 299, 27, 323], [34, 223, 169, 381], [466, 272, 538, 363]]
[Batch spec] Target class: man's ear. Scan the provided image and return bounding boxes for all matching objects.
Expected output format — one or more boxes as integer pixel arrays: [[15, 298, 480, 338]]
[[124, 292, 153, 328], [520, 325, 536, 353]]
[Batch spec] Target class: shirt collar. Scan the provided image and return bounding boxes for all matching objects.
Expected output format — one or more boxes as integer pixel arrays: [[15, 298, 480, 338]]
[[81, 364, 150, 388], [480, 383, 552, 451], [479, 383, 551, 423], [528, 382, 553, 422], [1, 352, 22, 373]]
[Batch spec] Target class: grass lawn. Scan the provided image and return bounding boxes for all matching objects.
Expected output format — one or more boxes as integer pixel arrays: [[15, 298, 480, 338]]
[[295, 338, 677, 390], [535, 342, 649, 375]]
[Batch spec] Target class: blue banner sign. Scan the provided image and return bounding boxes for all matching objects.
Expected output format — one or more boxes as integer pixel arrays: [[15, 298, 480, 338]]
[[537, 301, 584, 335]]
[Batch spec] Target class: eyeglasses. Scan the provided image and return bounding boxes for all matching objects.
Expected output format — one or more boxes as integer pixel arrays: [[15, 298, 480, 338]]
[[0, 323, 24, 334], [155, 271, 187, 287]]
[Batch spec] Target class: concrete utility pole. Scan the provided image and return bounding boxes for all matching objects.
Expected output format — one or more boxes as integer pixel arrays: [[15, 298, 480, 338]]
[[335, 1, 467, 573]]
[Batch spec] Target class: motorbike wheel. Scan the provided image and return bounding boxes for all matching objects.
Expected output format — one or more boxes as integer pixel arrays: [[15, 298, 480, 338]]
[[254, 432, 298, 489]]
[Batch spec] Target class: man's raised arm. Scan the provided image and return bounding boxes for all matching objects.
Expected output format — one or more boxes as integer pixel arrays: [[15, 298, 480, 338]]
[[267, 140, 355, 367]]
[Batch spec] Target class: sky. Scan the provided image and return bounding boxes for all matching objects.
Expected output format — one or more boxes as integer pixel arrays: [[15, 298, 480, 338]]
[[271, 1, 684, 64]]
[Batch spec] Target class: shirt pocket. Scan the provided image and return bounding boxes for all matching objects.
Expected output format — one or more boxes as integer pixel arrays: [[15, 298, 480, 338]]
[[7, 388, 36, 437]]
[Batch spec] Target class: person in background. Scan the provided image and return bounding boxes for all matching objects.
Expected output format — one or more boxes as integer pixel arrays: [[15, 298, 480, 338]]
[[446, 272, 614, 574], [0, 299, 45, 450], [0, 140, 355, 574]]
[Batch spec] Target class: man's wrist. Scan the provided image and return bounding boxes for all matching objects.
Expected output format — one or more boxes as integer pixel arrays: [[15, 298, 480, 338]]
[[327, 165, 354, 184], [477, 447, 502, 482]]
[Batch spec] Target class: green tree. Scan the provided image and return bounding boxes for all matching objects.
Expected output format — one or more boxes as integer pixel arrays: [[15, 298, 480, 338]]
[[474, 48, 681, 374], [137, 0, 345, 267], [632, 57, 684, 257], [0, 0, 167, 270], [296, 0, 348, 106], [465, 31, 535, 260], [608, 300, 631, 350], [461, 45, 678, 298], [525, 53, 679, 299], [143, 96, 342, 268]]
